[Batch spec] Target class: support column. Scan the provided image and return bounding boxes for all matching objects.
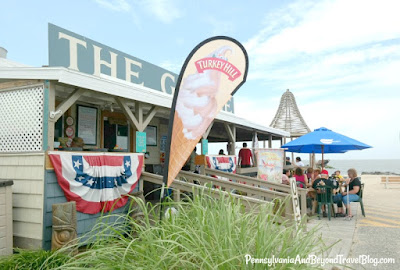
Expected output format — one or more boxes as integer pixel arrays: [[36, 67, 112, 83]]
[[224, 124, 236, 155], [135, 102, 143, 131], [46, 81, 56, 150], [268, 134, 272, 148], [291, 137, 295, 166]]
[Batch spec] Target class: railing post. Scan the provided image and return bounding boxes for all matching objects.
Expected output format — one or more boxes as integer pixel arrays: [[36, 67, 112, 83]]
[[300, 189, 307, 217], [199, 165, 205, 175], [173, 189, 181, 201], [139, 179, 144, 193]]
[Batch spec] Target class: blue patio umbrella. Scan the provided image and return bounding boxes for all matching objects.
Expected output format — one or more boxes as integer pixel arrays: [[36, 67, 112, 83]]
[[281, 127, 372, 168]]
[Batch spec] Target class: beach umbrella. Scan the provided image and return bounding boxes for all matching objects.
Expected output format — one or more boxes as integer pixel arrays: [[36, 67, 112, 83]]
[[281, 127, 372, 168]]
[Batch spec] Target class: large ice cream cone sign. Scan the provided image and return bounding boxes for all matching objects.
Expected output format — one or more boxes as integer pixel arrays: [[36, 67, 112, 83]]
[[163, 36, 248, 187]]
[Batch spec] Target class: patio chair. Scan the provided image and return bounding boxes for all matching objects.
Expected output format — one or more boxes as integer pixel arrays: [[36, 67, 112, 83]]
[[316, 186, 335, 220], [353, 183, 366, 217]]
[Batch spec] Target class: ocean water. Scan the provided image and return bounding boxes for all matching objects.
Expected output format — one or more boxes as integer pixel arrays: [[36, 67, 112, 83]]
[[304, 159, 400, 175]]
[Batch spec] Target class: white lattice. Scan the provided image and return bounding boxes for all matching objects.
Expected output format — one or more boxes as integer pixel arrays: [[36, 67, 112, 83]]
[[0, 85, 44, 152]]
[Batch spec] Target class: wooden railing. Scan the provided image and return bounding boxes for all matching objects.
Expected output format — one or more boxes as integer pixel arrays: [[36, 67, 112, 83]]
[[204, 168, 308, 217], [140, 172, 293, 222]]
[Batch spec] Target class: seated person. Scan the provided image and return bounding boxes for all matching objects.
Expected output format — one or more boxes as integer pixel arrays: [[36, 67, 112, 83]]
[[218, 149, 225, 155], [312, 169, 335, 217], [294, 167, 307, 188], [333, 168, 361, 218], [333, 170, 344, 183], [285, 157, 292, 165], [306, 167, 313, 182], [281, 169, 291, 185], [309, 168, 321, 187], [313, 170, 339, 189]]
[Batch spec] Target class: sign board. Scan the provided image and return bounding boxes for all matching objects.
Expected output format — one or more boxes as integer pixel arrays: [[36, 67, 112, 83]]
[[77, 105, 97, 145], [289, 177, 302, 230], [256, 148, 284, 183], [160, 135, 167, 152], [136, 131, 146, 153], [163, 36, 248, 187], [201, 139, 208, 155], [48, 23, 235, 112]]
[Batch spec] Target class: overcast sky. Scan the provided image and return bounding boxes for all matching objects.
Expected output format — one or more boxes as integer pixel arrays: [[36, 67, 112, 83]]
[[1, 0, 399, 160]]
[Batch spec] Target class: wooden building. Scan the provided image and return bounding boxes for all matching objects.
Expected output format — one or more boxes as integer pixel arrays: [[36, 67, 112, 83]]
[[0, 25, 289, 250]]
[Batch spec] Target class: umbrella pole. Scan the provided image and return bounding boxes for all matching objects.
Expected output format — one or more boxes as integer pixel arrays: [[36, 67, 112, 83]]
[[321, 145, 324, 170], [312, 152, 315, 169]]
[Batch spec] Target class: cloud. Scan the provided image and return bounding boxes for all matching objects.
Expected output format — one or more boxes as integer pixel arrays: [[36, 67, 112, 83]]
[[138, 0, 183, 23], [94, 0, 131, 12], [94, 0, 183, 24], [247, 0, 400, 58], [204, 17, 234, 36], [158, 59, 183, 73]]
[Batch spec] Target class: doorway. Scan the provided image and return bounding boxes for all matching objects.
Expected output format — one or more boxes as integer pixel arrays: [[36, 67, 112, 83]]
[[103, 119, 129, 150]]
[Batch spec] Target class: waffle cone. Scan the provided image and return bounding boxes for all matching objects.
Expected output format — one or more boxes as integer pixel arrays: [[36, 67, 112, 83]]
[[167, 114, 197, 187]]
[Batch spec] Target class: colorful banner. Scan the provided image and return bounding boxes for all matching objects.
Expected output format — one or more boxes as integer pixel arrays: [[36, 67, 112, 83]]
[[163, 37, 248, 187], [49, 151, 144, 214], [256, 149, 284, 184], [206, 155, 237, 174]]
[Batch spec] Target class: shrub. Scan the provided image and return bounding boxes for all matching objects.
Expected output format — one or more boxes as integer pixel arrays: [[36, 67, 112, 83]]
[[53, 189, 326, 269]]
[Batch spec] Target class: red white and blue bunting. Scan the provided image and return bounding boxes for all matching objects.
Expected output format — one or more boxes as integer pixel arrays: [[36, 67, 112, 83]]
[[49, 152, 144, 214], [206, 155, 237, 174]]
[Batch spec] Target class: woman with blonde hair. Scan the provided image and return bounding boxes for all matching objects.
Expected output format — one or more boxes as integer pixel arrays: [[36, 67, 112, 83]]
[[333, 168, 361, 218]]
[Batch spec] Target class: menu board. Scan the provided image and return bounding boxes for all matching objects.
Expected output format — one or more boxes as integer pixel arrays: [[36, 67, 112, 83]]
[[256, 149, 284, 184], [77, 105, 98, 145]]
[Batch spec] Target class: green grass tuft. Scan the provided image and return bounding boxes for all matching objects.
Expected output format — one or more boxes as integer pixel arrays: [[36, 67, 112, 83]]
[[0, 248, 71, 270]]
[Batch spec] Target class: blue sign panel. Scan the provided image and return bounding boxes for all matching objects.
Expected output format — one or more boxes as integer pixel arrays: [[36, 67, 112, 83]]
[[136, 132, 146, 153], [201, 139, 208, 155], [48, 23, 234, 112]]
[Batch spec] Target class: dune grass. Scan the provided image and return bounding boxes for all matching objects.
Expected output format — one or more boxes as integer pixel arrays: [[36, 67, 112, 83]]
[[43, 189, 327, 270], [0, 248, 70, 270]]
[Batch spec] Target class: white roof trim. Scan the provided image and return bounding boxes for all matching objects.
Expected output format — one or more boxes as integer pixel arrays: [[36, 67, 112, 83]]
[[0, 67, 289, 137], [0, 58, 31, 68]]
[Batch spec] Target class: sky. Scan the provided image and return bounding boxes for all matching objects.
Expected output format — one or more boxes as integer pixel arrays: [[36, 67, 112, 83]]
[[1, 0, 399, 160]]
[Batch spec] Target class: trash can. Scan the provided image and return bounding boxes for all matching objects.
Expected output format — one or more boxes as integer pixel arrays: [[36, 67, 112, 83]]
[[0, 179, 13, 256]]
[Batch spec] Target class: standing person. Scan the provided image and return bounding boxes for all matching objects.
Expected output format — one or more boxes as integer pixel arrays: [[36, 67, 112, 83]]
[[295, 157, 304, 167], [238, 143, 253, 168], [183, 147, 197, 172], [189, 147, 197, 172], [333, 168, 361, 219]]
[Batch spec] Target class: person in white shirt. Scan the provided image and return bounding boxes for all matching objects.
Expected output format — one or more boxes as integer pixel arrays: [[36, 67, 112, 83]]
[[295, 157, 304, 167]]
